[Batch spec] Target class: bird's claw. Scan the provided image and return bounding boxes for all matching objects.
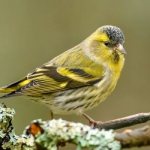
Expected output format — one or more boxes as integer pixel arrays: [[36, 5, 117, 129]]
[[82, 113, 103, 128]]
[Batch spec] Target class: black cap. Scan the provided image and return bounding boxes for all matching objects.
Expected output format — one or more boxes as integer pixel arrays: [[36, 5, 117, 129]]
[[100, 25, 125, 45]]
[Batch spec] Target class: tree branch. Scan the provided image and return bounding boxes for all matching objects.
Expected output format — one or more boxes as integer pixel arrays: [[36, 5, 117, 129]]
[[115, 125, 150, 148], [0, 103, 150, 150], [95, 113, 150, 130]]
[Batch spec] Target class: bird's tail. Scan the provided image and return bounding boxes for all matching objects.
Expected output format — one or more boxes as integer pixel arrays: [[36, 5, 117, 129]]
[[0, 77, 30, 98]]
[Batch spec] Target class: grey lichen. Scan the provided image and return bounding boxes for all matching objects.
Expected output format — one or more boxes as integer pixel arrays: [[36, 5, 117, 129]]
[[33, 119, 121, 150], [0, 103, 15, 136], [0, 104, 121, 150], [0, 104, 35, 150]]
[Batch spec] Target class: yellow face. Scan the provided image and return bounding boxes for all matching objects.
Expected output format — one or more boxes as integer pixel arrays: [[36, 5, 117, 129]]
[[90, 30, 125, 64]]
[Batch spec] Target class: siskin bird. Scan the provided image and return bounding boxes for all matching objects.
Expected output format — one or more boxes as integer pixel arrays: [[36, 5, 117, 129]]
[[0, 25, 126, 120]]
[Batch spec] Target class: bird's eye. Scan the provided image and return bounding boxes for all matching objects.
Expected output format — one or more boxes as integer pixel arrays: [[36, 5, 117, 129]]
[[104, 42, 110, 46]]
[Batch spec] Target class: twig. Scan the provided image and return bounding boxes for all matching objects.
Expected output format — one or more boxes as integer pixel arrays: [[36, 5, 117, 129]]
[[95, 113, 150, 130], [115, 125, 150, 148]]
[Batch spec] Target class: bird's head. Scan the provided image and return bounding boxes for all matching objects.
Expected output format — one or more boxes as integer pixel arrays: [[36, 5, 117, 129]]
[[100, 25, 125, 52], [85, 25, 126, 65]]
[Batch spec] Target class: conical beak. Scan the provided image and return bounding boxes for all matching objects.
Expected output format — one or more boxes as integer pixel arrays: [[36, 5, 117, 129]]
[[116, 43, 126, 54]]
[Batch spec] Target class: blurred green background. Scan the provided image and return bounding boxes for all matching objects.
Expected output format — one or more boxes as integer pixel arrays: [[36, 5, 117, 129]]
[[0, 0, 149, 149]]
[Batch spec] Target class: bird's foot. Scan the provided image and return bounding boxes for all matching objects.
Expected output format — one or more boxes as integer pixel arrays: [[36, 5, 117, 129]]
[[82, 113, 102, 128], [49, 110, 54, 120]]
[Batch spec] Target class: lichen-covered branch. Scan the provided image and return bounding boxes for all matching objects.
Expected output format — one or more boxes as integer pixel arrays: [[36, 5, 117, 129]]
[[0, 104, 120, 150], [26, 119, 120, 150], [0, 104, 150, 150], [0, 104, 35, 150]]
